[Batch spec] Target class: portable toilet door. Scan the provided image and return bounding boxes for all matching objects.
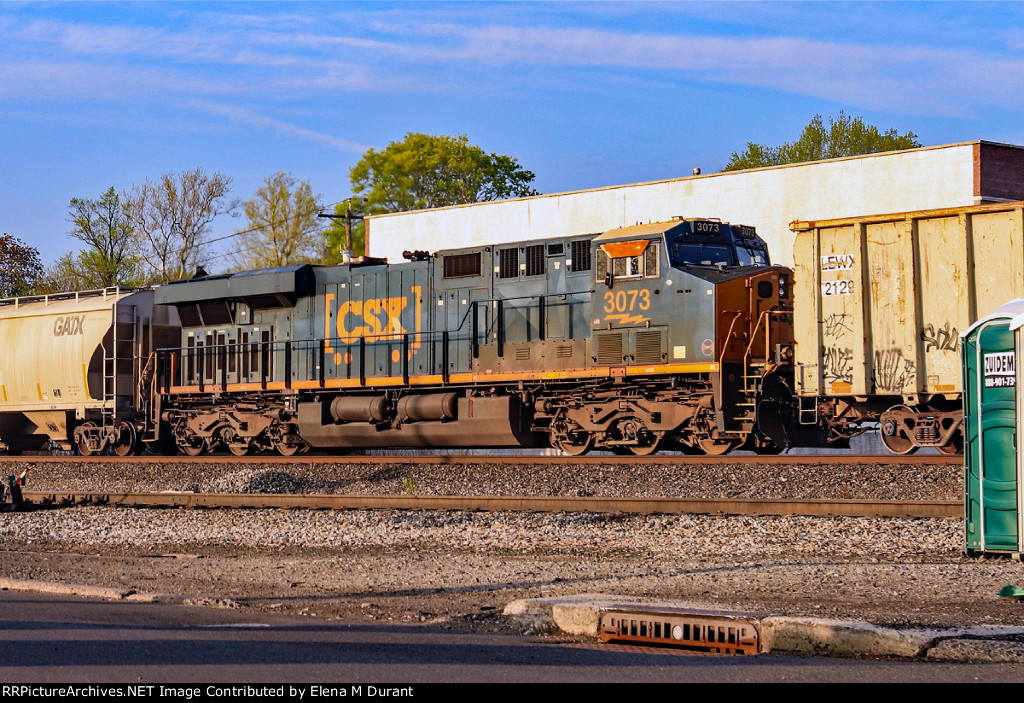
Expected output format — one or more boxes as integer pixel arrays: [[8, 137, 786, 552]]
[[963, 299, 1024, 555]]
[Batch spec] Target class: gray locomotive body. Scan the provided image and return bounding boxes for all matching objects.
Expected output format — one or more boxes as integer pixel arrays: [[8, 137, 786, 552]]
[[151, 218, 794, 456]]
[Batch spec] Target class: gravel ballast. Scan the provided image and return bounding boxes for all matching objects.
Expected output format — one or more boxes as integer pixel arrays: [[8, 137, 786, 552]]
[[2, 456, 1022, 641]]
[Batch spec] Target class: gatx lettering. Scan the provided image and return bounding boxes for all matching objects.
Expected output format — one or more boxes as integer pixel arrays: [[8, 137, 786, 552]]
[[54, 315, 85, 336]]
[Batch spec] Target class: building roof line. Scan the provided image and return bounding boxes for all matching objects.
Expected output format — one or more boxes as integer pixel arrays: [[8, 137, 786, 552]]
[[368, 140, 998, 221]]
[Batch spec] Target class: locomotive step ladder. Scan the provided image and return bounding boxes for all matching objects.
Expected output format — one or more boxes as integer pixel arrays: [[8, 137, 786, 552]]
[[732, 361, 766, 421]]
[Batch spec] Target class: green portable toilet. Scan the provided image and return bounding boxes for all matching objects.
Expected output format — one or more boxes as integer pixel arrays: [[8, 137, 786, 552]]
[[963, 299, 1024, 555]]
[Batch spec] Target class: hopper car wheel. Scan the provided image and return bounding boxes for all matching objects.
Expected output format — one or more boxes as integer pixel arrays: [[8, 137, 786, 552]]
[[76, 422, 97, 457], [937, 434, 964, 456], [879, 405, 919, 455], [112, 421, 137, 457]]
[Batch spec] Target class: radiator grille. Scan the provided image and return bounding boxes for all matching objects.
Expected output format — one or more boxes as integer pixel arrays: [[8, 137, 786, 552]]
[[635, 331, 664, 364], [498, 248, 518, 279], [525, 244, 545, 276], [597, 333, 624, 366], [515, 348, 531, 361], [570, 240, 592, 272]]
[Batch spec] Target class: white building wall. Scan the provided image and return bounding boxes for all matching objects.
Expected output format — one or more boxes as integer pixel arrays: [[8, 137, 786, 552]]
[[366, 143, 979, 268]]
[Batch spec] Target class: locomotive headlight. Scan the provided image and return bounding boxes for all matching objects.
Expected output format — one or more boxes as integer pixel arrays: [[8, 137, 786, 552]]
[[776, 344, 794, 363]]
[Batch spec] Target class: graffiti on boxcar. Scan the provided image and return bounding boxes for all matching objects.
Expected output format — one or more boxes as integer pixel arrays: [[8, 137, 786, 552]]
[[873, 348, 916, 393], [822, 313, 853, 340], [822, 346, 854, 384], [921, 321, 959, 353]]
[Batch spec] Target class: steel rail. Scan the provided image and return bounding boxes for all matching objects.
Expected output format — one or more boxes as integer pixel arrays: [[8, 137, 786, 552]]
[[0, 453, 961, 466], [21, 491, 961, 518]]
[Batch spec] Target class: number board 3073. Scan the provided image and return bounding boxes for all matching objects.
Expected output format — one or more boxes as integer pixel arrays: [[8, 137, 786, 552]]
[[822, 280, 854, 296]]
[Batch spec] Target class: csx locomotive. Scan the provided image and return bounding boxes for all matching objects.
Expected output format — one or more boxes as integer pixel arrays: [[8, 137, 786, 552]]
[[0, 218, 801, 456]]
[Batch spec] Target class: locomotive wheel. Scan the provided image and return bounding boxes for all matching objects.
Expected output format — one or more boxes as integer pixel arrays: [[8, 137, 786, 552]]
[[697, 437, 738, 455], [219, 428, 252, 457], [671, 435, 705, 455], [628, 438, 662, 456], [553, 432, 593, 457], [112, 421, 137, 457], [625, 427, 664, 456], [612, 417, 663, 456], [879, 405, 918, 455], [276, 442, 301, 457], [76, 421, 97, 457], [228, 442, 252, 457], [178, 436, 205, 457]]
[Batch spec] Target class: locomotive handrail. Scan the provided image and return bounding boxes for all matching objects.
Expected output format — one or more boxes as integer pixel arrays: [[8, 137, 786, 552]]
[[718, 310, 744, 366], [158, 288, 595, 392]]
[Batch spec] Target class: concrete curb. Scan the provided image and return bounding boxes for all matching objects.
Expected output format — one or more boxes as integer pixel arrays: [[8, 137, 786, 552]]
[[8, 577, 1024, 662], [503, 594, 1024, 662], [0, 578, 241, 609]]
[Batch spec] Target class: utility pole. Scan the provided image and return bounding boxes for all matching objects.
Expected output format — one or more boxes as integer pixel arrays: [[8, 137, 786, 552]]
[[318, 201, 365, 263]]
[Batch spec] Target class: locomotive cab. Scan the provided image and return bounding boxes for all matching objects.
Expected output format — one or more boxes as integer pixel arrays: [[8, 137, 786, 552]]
[[584, 219, 795, 454]]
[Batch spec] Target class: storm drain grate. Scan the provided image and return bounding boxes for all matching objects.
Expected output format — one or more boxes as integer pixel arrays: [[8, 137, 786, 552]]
[[599, 607, 760, 655]]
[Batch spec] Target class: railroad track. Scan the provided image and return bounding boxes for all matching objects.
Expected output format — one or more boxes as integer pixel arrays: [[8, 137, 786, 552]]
[[20, 491, 961, 518], [0, 453, 962, 466]]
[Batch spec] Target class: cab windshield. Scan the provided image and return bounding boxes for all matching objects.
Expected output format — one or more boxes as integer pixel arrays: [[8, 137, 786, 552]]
[[736, 242, 769, 267], [670, 240, 770, 268], [671, 242, 734, 267]]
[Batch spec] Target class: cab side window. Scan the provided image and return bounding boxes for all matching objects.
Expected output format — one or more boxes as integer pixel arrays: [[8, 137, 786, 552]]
[[596, 241, 659, 281]]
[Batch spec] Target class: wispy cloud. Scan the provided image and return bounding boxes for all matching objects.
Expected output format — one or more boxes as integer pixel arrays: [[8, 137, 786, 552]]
[[192, 101, 368, 153], [393, 23, 1024, 116], [5, 6, 1024, 136]]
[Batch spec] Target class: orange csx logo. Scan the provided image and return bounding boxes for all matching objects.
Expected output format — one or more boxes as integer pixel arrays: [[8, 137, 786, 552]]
[[324, 286, 423, 349]]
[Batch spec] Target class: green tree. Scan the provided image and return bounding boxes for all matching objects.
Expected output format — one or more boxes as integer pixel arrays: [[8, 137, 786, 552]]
[[0, 234, 43, 298], [123, 168, 236, 283], [724, 112, 921, 171], [34, 252, 96, 294], [66, 186, 143, 287], [349, 133, 539, 215], [230, 172, 324, 270]]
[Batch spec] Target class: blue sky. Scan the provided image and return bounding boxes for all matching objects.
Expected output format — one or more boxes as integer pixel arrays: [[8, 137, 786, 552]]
[[3, 1, 1024, 269]]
